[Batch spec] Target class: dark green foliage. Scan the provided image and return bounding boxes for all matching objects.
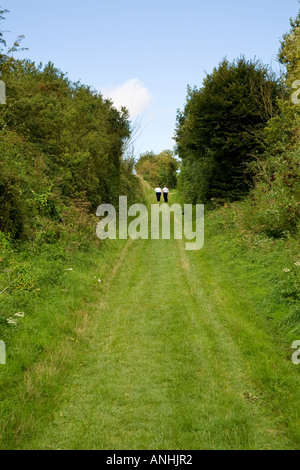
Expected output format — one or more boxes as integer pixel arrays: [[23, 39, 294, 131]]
[[0, 130, 54, 238], [175, 57, 281, 203], [0, 8, 141, 240], [241, 15, 300, 239], [197, 8, 300, 241], [1, 59, 131, 206]]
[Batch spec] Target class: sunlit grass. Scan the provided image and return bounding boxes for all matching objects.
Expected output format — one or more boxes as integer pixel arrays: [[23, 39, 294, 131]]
[[0, 193, 299, 450]]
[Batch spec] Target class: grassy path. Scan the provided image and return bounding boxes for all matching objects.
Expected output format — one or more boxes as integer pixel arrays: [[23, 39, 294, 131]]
[[17, 214, 300, 450]]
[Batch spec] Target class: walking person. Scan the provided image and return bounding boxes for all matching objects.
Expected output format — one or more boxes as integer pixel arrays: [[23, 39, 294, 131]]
[[155, 185, 162, 203], [162, 185, 169, 203]]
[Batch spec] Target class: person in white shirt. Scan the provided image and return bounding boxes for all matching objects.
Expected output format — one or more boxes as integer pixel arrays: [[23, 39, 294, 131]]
[[163, 185, 169, 203], [155, 185, 162, 203]]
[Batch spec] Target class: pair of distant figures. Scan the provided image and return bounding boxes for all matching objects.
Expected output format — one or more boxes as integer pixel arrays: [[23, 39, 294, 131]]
[[155, 185, 169, 203]]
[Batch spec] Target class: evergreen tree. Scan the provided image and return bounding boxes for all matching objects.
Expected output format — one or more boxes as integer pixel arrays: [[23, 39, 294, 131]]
[[175, 57, 281, 203]]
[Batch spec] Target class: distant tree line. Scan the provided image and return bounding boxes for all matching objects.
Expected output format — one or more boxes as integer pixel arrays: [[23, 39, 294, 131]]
[[135, 150, 180, 188]]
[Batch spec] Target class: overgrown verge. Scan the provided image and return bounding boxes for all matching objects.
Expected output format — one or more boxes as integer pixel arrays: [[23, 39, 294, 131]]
[[0, 7, 145, 445], [175, 8, 300, 338], [0, 209, 129, 448], [203, 204, 300, 339]]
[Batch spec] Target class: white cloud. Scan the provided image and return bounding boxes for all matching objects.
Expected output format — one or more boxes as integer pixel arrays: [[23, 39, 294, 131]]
[[104, 79, 152, 118]]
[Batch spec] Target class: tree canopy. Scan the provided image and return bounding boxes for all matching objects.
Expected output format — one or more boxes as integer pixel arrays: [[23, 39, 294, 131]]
[[135, 150, 180, 188], [0, 7, 142, 239], [175, 57, 282, 203]]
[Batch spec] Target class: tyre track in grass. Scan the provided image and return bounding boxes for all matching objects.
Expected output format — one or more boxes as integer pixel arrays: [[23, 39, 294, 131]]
[[25, 231, 300, 450]]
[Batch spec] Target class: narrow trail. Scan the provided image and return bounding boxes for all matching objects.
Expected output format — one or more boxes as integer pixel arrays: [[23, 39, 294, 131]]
[[24, 217, 300, 450]]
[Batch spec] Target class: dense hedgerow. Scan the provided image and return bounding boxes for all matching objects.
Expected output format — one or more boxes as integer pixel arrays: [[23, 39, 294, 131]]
[[0, 8, 144, 242]]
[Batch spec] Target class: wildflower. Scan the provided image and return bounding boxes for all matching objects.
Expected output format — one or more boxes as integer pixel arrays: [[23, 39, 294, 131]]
[[14, 312, 25, 318], [294, 261, 300, 267], [65, 268, 73, 271], [283, 268, 291, 273], [69, 337, 79, 343], [7, 317, 17, 325]]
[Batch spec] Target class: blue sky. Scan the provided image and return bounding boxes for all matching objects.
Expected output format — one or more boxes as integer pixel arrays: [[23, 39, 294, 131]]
[[2, 0, 300, 156]]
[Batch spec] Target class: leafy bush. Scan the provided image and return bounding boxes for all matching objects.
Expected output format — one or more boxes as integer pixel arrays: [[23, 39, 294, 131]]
[[0, 130, 52, 238], [275, 262, 300, 304], [175, 57, 282, 203]]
